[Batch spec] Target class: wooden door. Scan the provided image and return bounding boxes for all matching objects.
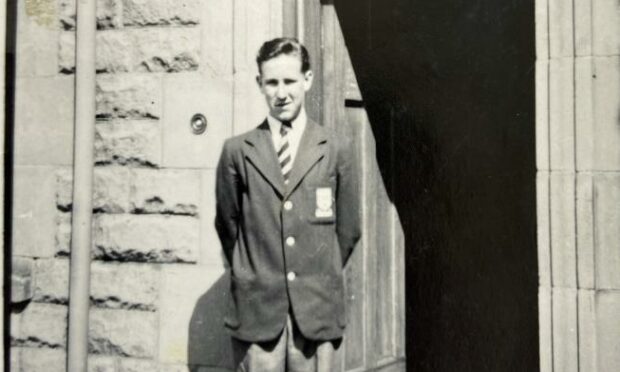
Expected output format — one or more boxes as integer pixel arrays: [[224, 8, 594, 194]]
[[301, 1, 407, 370]]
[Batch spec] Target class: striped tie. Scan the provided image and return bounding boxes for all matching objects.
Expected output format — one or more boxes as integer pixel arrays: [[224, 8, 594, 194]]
[[278, 121, 292, 184]]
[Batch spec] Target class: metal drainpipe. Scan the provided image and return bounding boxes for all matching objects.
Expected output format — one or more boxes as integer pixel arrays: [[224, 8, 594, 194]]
[[67, 0, 97, 370]]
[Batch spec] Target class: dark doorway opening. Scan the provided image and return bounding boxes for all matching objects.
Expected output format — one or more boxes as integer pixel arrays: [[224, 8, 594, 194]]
[[334, 1, 538, 371]]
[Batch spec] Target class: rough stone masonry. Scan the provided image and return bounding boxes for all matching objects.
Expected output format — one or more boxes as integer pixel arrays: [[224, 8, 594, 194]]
[[10, 0, 238, 370]]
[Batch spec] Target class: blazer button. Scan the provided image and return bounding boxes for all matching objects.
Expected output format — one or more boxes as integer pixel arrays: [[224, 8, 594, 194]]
[[284, 201, 293, 210], [286, 236, 295, 246], [287, 272, 296, 281]]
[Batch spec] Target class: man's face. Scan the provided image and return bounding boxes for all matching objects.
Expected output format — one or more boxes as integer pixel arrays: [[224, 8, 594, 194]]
[[257, 54, 313, 122]]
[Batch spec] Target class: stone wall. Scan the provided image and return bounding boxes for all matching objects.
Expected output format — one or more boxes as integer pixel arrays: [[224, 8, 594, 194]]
[[11, 0, 283, 370], [536, 0, 620, 371]]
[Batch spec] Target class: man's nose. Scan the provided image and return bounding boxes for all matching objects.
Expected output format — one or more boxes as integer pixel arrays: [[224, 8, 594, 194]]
[[275, 84, 287, 99]]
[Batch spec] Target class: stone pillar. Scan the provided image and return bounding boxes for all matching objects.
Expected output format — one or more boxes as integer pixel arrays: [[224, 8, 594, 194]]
[[536, 0, 620, 371]]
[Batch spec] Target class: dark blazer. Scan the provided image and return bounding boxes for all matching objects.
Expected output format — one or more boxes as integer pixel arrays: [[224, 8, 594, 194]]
[[215, 118, 361, 342]]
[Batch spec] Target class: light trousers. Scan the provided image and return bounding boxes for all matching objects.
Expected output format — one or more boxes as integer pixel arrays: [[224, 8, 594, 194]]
[[232, 314, 339, 372]]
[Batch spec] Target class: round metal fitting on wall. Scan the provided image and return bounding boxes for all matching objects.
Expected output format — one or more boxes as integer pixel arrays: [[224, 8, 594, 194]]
[[190, 113, 208, 135]]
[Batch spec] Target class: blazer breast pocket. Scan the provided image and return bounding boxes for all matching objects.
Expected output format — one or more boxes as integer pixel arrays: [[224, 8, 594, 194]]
[[307, 179, 336, 224]]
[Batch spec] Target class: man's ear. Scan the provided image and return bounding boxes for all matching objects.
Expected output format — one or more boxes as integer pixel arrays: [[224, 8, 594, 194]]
[[255, 74, 262, 89], [303, 70, 314, 91]]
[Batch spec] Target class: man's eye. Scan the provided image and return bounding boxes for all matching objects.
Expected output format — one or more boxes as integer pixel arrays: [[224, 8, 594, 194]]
[[284, 79, 296, 84]]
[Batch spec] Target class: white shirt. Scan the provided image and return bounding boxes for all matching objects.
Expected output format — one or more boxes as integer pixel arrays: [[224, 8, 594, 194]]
[[267, 108, 307, 167]]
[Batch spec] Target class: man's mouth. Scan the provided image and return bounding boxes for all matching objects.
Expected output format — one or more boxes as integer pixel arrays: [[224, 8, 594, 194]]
[[276, 102, 290, 108]]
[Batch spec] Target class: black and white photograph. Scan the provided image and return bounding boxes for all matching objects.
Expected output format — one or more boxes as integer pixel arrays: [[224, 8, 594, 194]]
[[1, 0, 619, 371]]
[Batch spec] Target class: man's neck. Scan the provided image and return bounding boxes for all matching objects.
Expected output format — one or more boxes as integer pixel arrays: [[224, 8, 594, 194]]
[[267, 108, 307, 128]]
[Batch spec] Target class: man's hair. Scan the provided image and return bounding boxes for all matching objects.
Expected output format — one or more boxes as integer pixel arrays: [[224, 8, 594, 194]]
[[256, 37, 311, 74]]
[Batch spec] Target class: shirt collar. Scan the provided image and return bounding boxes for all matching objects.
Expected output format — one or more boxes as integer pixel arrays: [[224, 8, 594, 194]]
[[267, 108, 307, 133]]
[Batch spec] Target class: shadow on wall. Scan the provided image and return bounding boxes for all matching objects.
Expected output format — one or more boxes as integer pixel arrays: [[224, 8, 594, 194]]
[[187, 272, 235, 372]]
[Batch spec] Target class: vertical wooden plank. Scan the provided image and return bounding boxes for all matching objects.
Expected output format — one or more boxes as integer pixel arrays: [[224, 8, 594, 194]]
[[343, 106, 367, 371], [363, 110, 379, 369], [392, 209, 406, 359], [321, 2, 337, 130], [321, 2, 348, 134], [303, 0, 323, 124], [375, 177, 394, 361]]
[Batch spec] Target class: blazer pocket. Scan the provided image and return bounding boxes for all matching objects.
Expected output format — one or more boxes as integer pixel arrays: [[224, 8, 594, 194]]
[[225, 275, 254, 329]]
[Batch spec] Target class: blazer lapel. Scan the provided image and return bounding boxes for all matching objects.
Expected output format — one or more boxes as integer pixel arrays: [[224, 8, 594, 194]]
[[285, 119, 328, 197], [244, 120, 285, 197]]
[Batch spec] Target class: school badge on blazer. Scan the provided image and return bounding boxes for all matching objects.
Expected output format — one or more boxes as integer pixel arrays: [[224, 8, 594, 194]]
[[315, 187, 334, 218]]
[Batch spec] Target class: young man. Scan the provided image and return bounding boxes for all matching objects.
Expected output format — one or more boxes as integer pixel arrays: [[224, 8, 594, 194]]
[[215, 37, 361, 371]]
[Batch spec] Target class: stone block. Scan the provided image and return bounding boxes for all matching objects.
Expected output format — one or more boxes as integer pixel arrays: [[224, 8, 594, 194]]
[[537, 172, 551, 287], [92, 262, 160, 310], [550, 172, 577, 288], [60, 28, 200, 74], [16, 0, 58, 77], [162, 74, 233, 168], [57, 167, 132, 213], [11, 303, 67, 348], [10, 348, 66, 372], [575, 56, 594, 171], [574, 0, 593, 56], [535, 0, 548, 60], [200, 170, 226, 268], [201, 0, 233, 76], [159, 364, 192, 372], [33, 258, 69, 304], [596, 290, 620, 371], [118, 358, 158, 372], [158, 265, 226, 364], [539, 287, 552, 372], [89, 356, 118, 372], [57, 31, 76, 74], [594, 174, 620, 289], [231, 0, 274, 135], [233, 69, 269, 136], [55, 212, 72, 255], [552, 288, 579, 372], [14, 77, 74, 166], [548, 0, 574, 57], [93, 167, 131, 213], [591, 57, 620, 171], [130, 168, 200, 215], [59, 0, 122, 30], [123, 0, 200, 26], [34, 259, 159, 310], [93, 214, 199, 263], [535, 59, 549, 170], [12, 257, 34, 303], [89, 308, 157, 358], [549, 58, 575, 171], [96, 74, 161, 120], [592, 0, 620, 56], [95, 120, 162, 167], [578, 289, 596, 372], [12, 166, 59, 257], [576, 173, 595, 289]]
